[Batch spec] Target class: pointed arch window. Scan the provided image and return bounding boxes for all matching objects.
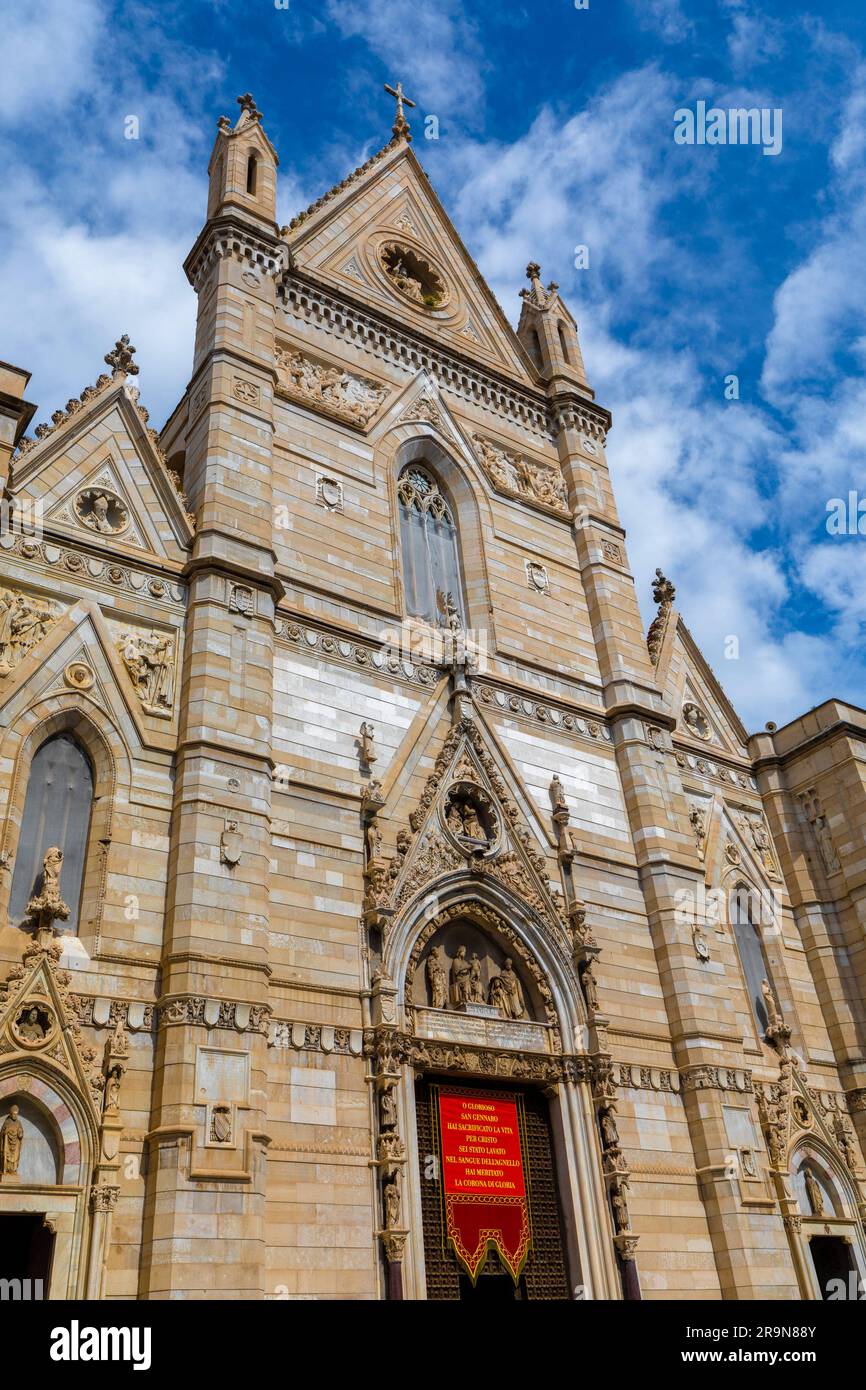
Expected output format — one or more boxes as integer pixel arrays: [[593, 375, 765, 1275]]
[[246, 153, 258, 195], [9, 734, 93, 933], [557, 322, 571, 365], [397, 466, 464, 627], [730, 883, 770, 1033]]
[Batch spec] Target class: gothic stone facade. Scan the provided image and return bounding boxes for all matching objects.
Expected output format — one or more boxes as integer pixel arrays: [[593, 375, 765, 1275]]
[[1, 94, 865, 1300]]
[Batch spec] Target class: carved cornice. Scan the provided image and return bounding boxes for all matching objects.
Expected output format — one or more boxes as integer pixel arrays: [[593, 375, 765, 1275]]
[[679, 1064, 754, 1094], [157, 996, 272, 1033], [184, 215, 288, 293], [363, 1026, 588, 1085], [475, 681, 608, 733], [280, 276, 553, 440], [275, 616, 439, 688]]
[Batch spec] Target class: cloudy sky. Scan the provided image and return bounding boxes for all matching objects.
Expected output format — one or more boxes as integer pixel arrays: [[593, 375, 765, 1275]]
[[2, 0, 864, 730]]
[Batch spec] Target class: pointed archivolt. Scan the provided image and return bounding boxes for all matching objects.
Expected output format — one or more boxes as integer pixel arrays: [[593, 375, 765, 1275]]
[[369, 713, 574, 966]]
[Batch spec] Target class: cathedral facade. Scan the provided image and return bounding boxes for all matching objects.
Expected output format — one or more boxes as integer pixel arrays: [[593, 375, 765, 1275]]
[[0, 90, 865, 1301]]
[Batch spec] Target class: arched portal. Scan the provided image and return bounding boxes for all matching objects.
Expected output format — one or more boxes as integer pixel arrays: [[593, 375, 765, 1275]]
[[367, 880, 622, 1303]]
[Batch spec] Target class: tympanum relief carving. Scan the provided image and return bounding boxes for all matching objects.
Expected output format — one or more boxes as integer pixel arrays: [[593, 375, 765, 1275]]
[[0, 588, 61, 677], [275, 347, 387, 426]]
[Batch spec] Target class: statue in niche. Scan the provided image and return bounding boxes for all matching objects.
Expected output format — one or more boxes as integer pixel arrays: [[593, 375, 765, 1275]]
[[803, 1167, 824, 1216], [379, 1085, 398, 1131], [450, 946, 473, 1008], [104, 1064, 123, 1115], [0, 589, 59, 677], [469, 952, 485, 1004], [0, 1105, 24, 1177], [383, 1173, 401, 1229], [599, 1106, 620, 1151], [444, 787, 494, 849], [580, 959, 600, 1014], [17, 1006, 48, 1042], [488, 958, 527, 1020], [426, 950, 448, 1010], [611, 1180, 631, 1233]]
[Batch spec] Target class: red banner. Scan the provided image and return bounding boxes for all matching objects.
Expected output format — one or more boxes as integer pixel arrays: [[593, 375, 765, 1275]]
[[437, 1091, 531, 1285]]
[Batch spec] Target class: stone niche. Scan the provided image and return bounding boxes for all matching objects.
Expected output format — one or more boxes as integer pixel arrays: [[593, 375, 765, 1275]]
[[1, 1095, 61, 1186], [410, 919, 549, 1053]]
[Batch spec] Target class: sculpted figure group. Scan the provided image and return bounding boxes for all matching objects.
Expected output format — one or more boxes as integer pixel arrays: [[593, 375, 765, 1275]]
[[426, 944, 528, 1021]]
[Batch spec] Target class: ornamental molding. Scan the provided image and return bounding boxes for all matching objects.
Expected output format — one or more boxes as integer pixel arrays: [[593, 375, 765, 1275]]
[[280, 276, 559, 441], [362, 1025, 588, 1086], [474, 680, 607, 726], [269, 1021, 364, 1056], [275, 617, 439, 688], [157, 997, 272, 1033], [679, 1064, 754, 1094], [184, 219, 289, 294], [0, 531, 186, 609]]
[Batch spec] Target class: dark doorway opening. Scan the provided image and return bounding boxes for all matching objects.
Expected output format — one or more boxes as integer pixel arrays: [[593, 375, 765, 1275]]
[[0, 1213, 54, 1298], [809, 1235, 857, 1299], [415, 1075, 571, 1301]]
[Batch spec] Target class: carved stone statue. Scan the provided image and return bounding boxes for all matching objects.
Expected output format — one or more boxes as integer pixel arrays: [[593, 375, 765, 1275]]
[[580, 959, 600, 1014], [358, 722, 377, 769], [426, 950, 448, 1010], [450, 946, 473, 1008], [803, 1167, 824, 1216], [611, 1179, 631, 1233], [118, 630, 174, 714], [550, 774, 568, 813], [379, 1085, 398, 1131], [761, 978, 784, 1034], [492, 958, 526, 1020], [469, 952, 485, 1004], [18, 1007, 46, 1042], [26, 846, 70, 939], [0, 589, 60, 677], [689, 806, 706, 860], [104, 1063, 123, 1115], [599, 1107, 620, 1151], [0, 1105, 24, 1177], [383, 1173, 401, 1229]]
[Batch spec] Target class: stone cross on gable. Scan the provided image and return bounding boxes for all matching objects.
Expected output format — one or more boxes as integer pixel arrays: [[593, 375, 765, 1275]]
[[384, 81, 416, 142]]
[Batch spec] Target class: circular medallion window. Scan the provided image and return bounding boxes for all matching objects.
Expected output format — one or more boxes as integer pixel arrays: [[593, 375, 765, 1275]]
[[74, 487, 130, 536], [11, 1001, 57, 1050], [682, 702, 711, 740], [378, 242, 449, 310]]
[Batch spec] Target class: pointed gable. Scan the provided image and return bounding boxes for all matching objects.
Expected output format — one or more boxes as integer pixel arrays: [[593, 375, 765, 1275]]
[[12, 374, 194, 564], [660, 615, 750, 758], [286, 141, 537, 385]]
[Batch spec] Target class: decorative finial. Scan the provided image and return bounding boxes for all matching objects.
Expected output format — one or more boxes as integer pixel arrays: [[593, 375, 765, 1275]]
[[104, 335, 139, 378], [520, 262, 559, 308], [384, 81, 416, 142], [646, 568, 676, 666], [236, 92, 262, 123], [651, 567, 676, 609]]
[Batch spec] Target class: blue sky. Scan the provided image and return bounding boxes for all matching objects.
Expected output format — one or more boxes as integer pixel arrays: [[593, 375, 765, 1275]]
[[2, 0, 865, 730]]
